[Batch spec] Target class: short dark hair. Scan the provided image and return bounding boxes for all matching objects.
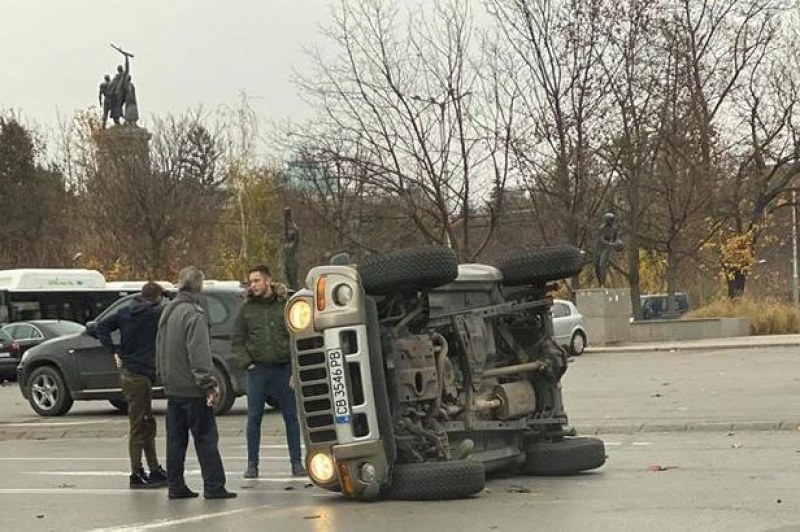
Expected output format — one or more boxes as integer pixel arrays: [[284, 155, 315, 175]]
[[248, 265, 271, 278], [141, 281, 164, 302]]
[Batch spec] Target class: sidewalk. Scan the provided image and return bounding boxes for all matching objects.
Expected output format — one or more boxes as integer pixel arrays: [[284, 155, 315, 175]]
[[586, 333, 800, 354]]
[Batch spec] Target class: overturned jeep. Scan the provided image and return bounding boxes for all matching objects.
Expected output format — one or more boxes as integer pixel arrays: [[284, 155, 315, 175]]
[[285, 245, 605, 501]]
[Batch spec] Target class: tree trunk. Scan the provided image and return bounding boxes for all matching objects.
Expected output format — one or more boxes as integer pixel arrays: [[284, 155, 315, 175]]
[[628, 241, 643, 321], [727, 268, 747, 299]]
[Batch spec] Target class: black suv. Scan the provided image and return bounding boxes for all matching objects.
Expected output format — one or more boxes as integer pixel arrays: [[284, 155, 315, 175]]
[[16, 287, 246, 416]]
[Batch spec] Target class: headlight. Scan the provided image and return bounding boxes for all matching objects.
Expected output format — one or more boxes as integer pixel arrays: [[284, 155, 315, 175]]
[[332, 283, 354, 306], [287, 300, 312, 331], [309, 452, 336, 484]]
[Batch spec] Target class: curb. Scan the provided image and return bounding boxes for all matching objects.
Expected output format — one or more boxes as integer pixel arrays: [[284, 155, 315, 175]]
[[586, 341, 800, 354]]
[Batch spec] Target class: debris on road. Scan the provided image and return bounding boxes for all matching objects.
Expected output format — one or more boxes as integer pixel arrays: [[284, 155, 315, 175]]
[[647, 464, 678, 472], [507, 485, 531, 493]]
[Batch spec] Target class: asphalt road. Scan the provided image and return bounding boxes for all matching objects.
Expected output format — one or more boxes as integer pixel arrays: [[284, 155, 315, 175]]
[[0, 431, 798, 532]]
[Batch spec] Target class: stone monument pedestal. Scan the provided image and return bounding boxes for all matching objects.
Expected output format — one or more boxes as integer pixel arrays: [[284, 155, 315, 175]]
[[574, 288, 632, 345], [92, 125, 152, 178]]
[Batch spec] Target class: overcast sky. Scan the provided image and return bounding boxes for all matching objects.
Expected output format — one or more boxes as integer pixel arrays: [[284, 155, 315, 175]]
[[1, 0, 331, 130]]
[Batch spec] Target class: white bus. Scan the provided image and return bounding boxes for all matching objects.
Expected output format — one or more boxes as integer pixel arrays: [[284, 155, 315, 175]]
[[0, 269, 134, 325]]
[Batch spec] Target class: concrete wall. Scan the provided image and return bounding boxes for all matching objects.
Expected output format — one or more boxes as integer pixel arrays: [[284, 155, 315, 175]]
[[629, 318, 750, 343], [575, 288, 632, 345]]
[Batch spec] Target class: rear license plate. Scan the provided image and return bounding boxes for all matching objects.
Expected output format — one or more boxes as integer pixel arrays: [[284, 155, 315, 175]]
[[327, 349, 350, 424]]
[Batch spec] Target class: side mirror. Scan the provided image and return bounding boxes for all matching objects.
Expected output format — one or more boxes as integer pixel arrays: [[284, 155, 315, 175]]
[[85, 321, 98, 338]]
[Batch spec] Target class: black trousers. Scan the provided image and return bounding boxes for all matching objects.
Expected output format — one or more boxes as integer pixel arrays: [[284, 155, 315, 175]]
[[166, 395, 226, 494]]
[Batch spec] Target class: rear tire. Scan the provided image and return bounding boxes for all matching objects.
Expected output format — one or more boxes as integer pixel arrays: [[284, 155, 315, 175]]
[[388, 460, 485, 500], [109, 399, 129, 413], [522, 437, 606, 475], [27, 366, 74, 416], [211, 364, 235, 415], [498, 245, 584, 285], [358, 246, 459, 295], [570, 331, 587, 355]]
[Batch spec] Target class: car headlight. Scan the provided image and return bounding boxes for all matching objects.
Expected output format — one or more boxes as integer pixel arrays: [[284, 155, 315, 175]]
[[287, 300, 312, 331], [332, 283, 354, 306], [309, 452, 336, 484]]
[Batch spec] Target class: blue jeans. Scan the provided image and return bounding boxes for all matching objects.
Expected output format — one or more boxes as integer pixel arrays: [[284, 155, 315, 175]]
[[246, 362, 302, 467]]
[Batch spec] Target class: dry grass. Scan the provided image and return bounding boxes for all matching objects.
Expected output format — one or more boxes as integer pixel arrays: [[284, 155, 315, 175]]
[[687, 299, 800, 335]]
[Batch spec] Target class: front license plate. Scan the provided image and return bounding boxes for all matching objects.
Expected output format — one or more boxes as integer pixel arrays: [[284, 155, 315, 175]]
[[327, 349, 351, 424]]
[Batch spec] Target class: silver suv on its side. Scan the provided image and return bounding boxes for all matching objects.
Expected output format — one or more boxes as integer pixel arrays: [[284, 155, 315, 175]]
[[285, 245, 605, 501]]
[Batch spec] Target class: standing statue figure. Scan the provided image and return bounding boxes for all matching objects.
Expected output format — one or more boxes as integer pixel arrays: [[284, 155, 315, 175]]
[[283, 207, 300, 290], [594, 212, 623, 287], [100, 44, 134, 129], [99, 74, 114, 129], [123, 74, 139, 126]]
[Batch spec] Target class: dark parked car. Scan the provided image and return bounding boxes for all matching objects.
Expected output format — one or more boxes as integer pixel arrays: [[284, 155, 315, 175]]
[[641, 292, 690, 319], [2, 320, 85, 358], [16, 287, 247, 417], [0, 329, 20, 381]]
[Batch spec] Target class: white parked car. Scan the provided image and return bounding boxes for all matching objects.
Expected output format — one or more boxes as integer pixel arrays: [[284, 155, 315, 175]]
[[552, 299, 588, 355]]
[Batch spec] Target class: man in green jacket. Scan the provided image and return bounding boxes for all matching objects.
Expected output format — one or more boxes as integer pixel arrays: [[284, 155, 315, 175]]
[[233, 265, 305, 478]]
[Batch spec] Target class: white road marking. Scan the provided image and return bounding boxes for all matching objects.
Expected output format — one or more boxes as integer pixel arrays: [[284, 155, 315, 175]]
[[632, 441, 654, 446], [85, 506, 276, 532], [604, 441, 622, 446], [26, 470, 307, 481], [0, 420, 122, 427]]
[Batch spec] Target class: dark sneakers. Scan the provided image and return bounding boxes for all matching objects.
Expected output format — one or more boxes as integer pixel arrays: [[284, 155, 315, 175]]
[[168, 486, 199, 499], [129, 468, 152, 489], [204, 489, 237, 499], [243, 464, 259, 479], [291, 461, 307, 477], [148, 465, 168, 488]]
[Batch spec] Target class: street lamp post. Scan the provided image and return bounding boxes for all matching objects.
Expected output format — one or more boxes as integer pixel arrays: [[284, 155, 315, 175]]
[[793, 190, 799, 305]]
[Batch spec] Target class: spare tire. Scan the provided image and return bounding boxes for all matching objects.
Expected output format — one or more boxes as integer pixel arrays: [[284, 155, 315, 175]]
[[388, 460, 485, 500], [522, 436, 606, 475], [498, 244, 583, 285], [358, 246, 459, 295]]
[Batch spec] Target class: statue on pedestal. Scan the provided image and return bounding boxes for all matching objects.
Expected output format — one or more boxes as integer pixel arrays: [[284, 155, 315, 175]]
[[99, 44, 138, 128], [594, 212, 623, 287]]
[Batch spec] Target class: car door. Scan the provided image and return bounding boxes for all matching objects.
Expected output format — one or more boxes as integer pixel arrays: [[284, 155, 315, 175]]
[[73, 298, 133, 391]]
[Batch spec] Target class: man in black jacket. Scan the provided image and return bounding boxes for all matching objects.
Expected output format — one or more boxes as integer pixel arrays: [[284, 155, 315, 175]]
[[97, 281, 167, 489]]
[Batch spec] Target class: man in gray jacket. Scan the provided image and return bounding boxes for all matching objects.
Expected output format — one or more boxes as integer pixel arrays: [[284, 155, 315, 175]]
[[156, 266, 236, 500]]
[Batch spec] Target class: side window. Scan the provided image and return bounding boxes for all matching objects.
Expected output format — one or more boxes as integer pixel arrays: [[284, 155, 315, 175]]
[[29, 326, 44, 339], [552, 303, 569, 319], [205, 295, 229, 326], [11, 324, 35, 339], [96, 295, 135, 322]]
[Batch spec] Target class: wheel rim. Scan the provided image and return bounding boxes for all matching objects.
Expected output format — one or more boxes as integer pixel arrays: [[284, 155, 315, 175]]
[[572, 333, 585, 354], [31, 373, 59, 410]]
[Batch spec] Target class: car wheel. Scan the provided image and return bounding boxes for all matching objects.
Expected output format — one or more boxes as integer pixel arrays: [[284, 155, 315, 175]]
[[211, 364, 235, 415], [570, 331, 587, 356], [388, 460, 485, 500], [109, 399, 129, 413], [497, 245, 584, 285], [27, 366, 74, 416], [357, 246, 459, 295], [522, 437, 606, 475]]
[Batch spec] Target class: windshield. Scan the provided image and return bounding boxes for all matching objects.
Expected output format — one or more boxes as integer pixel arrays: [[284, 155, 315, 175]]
[[41, 321, 86, 336]]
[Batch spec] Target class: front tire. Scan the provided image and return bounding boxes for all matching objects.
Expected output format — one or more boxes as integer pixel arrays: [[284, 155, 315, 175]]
[[27, 366, 74, 416], [388, 460, 485, 500]]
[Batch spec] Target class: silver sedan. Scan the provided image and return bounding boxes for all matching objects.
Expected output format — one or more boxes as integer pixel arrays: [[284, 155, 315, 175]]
[[552, 299, 588, 355]]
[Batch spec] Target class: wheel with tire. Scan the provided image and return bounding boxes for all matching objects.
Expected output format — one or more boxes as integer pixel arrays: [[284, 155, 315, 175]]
[[109, 399, 129, 413], [388, 460, 485, 500], [211, 364, 235, 415], [497, 245, 584, 285], [570, 330, 587, 356], [357, 246, 459, 296], [27, 366, 74, 416], [522, 436, 606, 475]]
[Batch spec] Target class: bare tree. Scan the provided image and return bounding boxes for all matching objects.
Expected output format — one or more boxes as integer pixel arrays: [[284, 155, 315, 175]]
[[290, 0, 514, 261]]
